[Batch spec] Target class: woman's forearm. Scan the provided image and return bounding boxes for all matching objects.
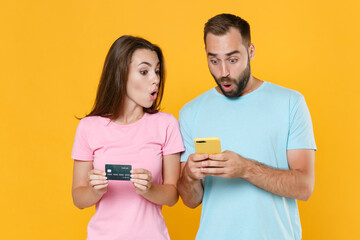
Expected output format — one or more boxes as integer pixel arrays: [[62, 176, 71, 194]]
[[72, 186, 104, 209], [140, 183, 179, 206]]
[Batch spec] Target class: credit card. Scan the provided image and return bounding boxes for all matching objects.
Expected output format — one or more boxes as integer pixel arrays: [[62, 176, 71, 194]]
[[105, 164, 132, 181]]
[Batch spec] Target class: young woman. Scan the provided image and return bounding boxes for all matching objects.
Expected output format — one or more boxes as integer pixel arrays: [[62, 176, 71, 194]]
[[71, 35, 184, 240]]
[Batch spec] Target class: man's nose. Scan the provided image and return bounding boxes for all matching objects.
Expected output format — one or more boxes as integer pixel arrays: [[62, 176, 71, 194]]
[[220, 62, 230, 77]]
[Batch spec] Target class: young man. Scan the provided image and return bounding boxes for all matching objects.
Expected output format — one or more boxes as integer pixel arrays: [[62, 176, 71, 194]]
[[178, 13, 316, 240]]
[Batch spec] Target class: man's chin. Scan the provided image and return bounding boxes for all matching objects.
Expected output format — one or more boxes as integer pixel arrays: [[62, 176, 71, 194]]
[[216, 82, 241, 98], [220, 88, 240, 98], [225, 93, 241, 98]]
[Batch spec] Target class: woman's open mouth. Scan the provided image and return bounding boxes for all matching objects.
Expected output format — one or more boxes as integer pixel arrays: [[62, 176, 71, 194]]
[[150, 89, 158, 100]]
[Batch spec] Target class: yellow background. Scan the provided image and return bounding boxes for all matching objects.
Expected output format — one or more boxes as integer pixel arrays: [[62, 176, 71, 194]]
[[1, 0, 359, 239]]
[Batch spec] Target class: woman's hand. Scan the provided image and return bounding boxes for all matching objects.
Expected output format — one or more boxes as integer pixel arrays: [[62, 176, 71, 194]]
[[72, 161, 108, 209], [88, 169, 108, 196], [127, 153, 180, 206], [130, 169, 153, 194]]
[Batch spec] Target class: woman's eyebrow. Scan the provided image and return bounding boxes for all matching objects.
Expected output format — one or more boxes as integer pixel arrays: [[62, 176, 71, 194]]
[[138, 61, 152, 66]]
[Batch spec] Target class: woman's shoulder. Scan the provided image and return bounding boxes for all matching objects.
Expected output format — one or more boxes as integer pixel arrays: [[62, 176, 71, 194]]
[[78, 115, 110, 128], [146, 111, 178, 124]]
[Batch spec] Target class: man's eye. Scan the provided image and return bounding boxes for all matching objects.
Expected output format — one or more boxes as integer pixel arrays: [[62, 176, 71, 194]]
[[229, 58, 238, 63], [140, 70, 148, 75], [211, 59, 218, 64]]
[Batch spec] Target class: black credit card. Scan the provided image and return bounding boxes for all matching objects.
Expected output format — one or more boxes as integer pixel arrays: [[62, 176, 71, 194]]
[[105, 164, 132, 181]]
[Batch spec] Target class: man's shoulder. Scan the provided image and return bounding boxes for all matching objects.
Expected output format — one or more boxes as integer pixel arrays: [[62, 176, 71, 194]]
[[264, 82, 304, 99], [265, 82, 301, 94], [180, 88, 214, 114]]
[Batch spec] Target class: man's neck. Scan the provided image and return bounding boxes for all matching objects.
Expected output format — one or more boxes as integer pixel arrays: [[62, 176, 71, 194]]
[[241, 76, 263, 96]]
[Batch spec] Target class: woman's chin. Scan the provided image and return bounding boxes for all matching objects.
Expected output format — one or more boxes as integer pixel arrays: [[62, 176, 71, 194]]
[[142, 102, 154, 109]]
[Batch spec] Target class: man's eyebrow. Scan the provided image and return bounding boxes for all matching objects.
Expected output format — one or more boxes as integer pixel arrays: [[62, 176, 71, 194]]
[[207, 50, 241, 57], [226, 50, 240, 56]]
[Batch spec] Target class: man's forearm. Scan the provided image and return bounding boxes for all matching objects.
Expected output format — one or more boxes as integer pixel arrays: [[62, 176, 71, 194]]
[[177, 173, 204, 208], [243, 159, 314, 201]]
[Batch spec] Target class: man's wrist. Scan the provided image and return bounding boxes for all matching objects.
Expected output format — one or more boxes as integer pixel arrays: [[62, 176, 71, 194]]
[[239, 157, 253, 180], [182, 168, 201, 183]]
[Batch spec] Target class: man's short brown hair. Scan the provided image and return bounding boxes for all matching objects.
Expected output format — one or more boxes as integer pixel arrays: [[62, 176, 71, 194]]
[[204, 13, 251, 46]]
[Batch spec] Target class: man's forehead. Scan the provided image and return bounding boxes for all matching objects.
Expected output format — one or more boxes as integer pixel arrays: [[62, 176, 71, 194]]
[[205, 27, 243, 44], [205, 29, 246, 56]]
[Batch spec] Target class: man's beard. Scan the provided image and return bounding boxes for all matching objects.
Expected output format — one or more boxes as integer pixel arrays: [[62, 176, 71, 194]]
[[212, 57, 251, 98]]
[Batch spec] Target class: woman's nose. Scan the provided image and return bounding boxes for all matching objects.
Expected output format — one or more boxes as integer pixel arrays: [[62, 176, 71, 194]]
[[152, 73, 160, 85]]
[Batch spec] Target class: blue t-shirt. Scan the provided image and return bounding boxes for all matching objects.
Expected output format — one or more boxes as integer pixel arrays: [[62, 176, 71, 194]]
[[179, 81, 316, 240]]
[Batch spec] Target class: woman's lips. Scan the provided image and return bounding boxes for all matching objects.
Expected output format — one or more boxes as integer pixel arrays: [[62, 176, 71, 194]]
[[150, 90, 158, 100]]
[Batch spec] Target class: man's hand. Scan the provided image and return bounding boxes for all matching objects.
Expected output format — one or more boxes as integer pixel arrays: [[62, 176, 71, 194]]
[[182, 153, 210, 181], [199, 149, 315, 201], [177, 153, 209, 208], [200, 150, 248, 178]]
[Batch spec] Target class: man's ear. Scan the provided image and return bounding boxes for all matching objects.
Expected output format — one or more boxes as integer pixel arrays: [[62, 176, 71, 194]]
[[248, 43, 255, 60]]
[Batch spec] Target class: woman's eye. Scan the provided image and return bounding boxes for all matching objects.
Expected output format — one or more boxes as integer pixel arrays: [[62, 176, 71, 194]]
[[155, 69, 161, 75], [140, 70, 148, 75]]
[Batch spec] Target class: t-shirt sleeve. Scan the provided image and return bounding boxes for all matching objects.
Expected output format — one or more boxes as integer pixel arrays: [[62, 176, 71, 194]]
[[179, 108, 196, 162], [287, 95, 317, 150], [71, 118, 94, 161], [162, 114, 185, 156]]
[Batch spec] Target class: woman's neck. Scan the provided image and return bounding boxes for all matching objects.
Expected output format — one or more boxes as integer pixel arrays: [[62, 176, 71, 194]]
[[114, 102, 144, 125]]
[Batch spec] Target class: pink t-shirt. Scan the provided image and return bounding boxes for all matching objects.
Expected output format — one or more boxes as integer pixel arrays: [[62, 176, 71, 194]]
[[71, 112, 184, 240]]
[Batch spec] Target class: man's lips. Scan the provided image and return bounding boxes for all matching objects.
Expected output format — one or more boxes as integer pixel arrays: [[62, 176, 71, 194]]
[[221, 82, 233, 91]]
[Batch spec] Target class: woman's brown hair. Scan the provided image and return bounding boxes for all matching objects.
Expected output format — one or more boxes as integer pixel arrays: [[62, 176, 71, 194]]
[[86, 35, 165, 120]]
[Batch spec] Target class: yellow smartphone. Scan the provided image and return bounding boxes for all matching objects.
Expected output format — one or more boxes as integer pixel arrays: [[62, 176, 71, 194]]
[[194, 137, 222, 154]]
